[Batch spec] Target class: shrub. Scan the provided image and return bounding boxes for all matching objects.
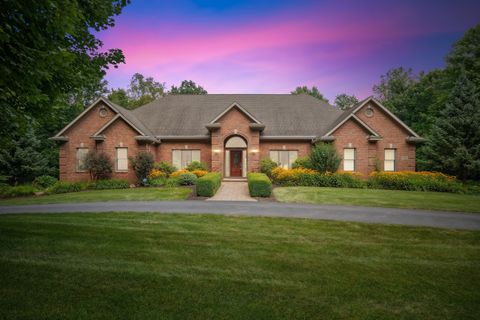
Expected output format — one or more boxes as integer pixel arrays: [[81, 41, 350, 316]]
[[178, 172, 198, 186], [271, 167, 365, 188], [84, 151, 113, 180], [186, 161, 208, 171], [260, 158, 278, 178], [368, 171, 464, 193], [47, 181, 85, 194], [32, 175, 58, 189], [292, 156, 314, 170], [191, 169, 208, 178], [197, 172, 221, 197], [0, 185, 37, 198], [309, 143, 341, 173], [165, 177, 180, 188], [93, 179, 129, 190], [171, 169, 189, 178], [148, 169, 166, 179], [131, 152, 154, 183], [271, 167, 317, 185], [154, 161, 177, 176], [247, 173, 272, 197], [149, 177, 167, 187]]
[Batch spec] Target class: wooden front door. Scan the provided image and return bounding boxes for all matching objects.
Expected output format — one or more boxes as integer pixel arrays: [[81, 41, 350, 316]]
[[230, 150, 243, 177]]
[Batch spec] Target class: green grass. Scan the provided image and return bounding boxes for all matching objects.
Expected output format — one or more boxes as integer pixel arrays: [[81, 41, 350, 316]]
[[0, 213, 479, 319], [0, 187, 191, 205], [274, 187, 480, 213]]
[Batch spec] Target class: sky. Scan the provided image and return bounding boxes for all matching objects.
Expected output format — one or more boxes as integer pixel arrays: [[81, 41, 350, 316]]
[[98, 0, 480, 101]]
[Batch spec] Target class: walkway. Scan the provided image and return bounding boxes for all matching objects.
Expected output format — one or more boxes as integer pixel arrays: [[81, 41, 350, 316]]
[[1, 201, 479, 230], [207, 181, 256, 202]]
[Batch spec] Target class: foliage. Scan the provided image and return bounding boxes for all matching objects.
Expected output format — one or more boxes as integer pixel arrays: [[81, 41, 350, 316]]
[[32, 175, 58, 189], [260, 158, 278, 178], [92, 179, 129, 190], [108, 73, 165, 109], [84, 151, 113, 180], [247, 173, 272, 197], [0, 185, 37, 198], [186, 161, 208, 171], [131, 152, 154, 182], [149, 177, 167, 187], [309, 143, 341, 173], [373, 67, 418, 112], [291, 156, 314, 170], [0, 126, 52, 184], [368, 171, 464, 193], [291, 86, 328, 103], [334, 93, 358, 110], [47, 181, 86, 194], [191, 170, 208, 178], [169, 80, 208, 95], [196, 172, 222, 197], [177, 173, 198, 186], [148, 169, 167, 180], [423, 73, 480, 180], [165, 178, 180, 188], [171, 170, 189, 178], [154, 161, 177, 176], [271, 167, 365, 189]]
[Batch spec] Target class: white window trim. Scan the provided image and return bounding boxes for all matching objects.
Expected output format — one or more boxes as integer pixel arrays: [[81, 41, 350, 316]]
[[172, 149, 201, 170], [269, 150, 298, 169], [343, 148, 355, 172], [76, 148, 89, 173], [384, 149, 396, 172], [116, 147, 128, 172]]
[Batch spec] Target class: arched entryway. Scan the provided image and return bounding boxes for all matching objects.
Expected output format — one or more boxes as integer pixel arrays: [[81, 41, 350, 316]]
[[224, 136, 247, 178]]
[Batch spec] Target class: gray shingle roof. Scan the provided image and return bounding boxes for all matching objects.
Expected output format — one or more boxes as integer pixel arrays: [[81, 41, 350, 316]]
[[131, 94, 344, 137]]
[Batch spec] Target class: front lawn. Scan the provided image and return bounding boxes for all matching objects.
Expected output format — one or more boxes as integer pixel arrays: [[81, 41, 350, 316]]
[[0, 213, 479, 319], [0, 187, 191, 206], [274, 187, 480, 213]]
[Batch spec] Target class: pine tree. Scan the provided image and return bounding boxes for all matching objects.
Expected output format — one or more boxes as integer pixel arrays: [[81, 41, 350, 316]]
[[424, 72, 480, 180]]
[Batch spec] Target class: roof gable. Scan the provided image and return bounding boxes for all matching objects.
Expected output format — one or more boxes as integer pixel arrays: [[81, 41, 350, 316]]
[[209, 102, 262, 124]]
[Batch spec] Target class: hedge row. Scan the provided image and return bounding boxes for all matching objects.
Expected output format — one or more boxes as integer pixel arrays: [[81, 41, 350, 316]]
[[196, 172, 222, 197], [247, 173, 272, 197], [271, 167, 366, 189], [46, 179, 130, 194]]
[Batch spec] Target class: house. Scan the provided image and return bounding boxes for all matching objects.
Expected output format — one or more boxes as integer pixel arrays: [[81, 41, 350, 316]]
[[51, 94, 424, 183]]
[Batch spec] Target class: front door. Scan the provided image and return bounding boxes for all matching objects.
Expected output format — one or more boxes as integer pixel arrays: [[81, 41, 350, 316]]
[[230, 150, 243, 177]]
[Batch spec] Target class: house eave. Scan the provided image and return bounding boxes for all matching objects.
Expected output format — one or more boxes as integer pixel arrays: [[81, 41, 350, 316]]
[[135, 136, 161, 144], [157, 135, 211, 141], [406, 136, 427, 143], [260, 136, 316, 141]]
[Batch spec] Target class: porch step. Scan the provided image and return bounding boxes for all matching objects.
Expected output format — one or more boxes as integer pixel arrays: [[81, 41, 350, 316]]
[[222, 178, 247, 182]]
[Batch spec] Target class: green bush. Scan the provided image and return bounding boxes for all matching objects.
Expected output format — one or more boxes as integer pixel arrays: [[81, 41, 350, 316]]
[[197, 172, 221, 197], [186, 161, 208, 171], [367, 171, 464, 193], [32, 175, 58, 189], [247, 173, 272, 197], [131, 152, 154, 183], [271, 167, 365, 188], [47, 181, 85, 194], [149, 176, 167, 187], [0, 185, 37, 198], [292, 156, 314, 170], [84, 151, 113, 180], [154, 161, 177, 176], [93, 179, 129, 190], [178, 172, 197, 186], [165, 177, 180, 188], [309, 143, 341, 173], [260, 158, 278, 178]]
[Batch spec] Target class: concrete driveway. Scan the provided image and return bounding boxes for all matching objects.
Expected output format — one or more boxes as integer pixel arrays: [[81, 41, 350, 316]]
[[0, 201, 479, 230]]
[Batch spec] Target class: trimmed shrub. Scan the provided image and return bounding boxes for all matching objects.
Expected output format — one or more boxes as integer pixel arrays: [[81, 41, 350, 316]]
[[271, 167, 365, 188], [165, 177, 180, 188], [368, 171, 464, 193], [131, 152, 154, 183], [309, 143, 341, 173], [149, 177, 167, 187], [186, 161, 208, 171], [197, 172, 221, 197], [84, 151, 113, 180], [0, 185, 37, 198], [178, 172, 198, 186], [171, 169, 189, 178], [154, 161, 177, 176], [47, 181, 85, 194], [32, 175, 58, 189], [93, 179, 129, 190], [260, 158, 278, 178], [191, 169, 208, 177], [292, 156, 314, 170], [247, 173, 272, 197]]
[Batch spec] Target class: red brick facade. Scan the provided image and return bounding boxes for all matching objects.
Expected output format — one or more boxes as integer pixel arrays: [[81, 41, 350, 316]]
[[57, 98, 418, 183]]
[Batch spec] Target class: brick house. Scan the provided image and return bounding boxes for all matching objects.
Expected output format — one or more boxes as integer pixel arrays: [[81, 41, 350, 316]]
[[51, 94, 424, 183]]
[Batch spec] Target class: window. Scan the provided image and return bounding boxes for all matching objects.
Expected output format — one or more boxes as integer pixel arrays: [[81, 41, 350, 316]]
[[172, 150, 200, 169], [269, 150, 298, 169], [116, 147, 128, 171], [76, 148, 88, 172], [343, 148, 355, 171], [384, 149, 396, 172]]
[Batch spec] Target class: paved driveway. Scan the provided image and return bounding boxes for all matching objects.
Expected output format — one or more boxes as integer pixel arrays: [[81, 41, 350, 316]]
[[0, 201, 479, 230]]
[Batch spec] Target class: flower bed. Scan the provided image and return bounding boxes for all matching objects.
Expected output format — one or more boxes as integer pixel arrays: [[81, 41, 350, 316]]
[[271, 167, 365, 189]]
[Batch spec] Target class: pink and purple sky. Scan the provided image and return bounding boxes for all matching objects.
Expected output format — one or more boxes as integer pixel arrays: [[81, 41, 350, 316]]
[[98, 0, 480, 101]]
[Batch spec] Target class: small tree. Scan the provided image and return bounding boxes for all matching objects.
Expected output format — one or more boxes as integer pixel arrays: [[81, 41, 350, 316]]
[[309, 143, 341, 173], [84, 151, 113, 180], [260, 158, 278, 178], [131, 152, 154, 182], [186, 161, 208, 171]]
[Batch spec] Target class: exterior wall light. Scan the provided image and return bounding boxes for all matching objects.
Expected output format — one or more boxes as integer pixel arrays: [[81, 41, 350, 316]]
[[250, 149, 258, 154], [213, 149, 221, 154]]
